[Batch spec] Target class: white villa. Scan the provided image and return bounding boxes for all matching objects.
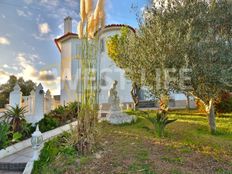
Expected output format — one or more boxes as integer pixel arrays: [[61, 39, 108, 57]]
[[54, 17, 195, 109], [55, 17, 135, 107], [1, 17, 196, 123]]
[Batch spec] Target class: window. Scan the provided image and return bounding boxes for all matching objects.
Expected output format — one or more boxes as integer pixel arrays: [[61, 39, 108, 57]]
[[100, 72, 107, 86], [100, 38, 105, 53]]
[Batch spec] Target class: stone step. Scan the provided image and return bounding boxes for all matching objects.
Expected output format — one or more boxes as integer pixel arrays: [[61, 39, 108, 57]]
[[0, 163, 26, 172], [0, 170, 22, 174]]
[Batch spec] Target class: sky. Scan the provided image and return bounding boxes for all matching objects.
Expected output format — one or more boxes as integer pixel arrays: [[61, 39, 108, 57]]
[[0, 0, 149, 95]]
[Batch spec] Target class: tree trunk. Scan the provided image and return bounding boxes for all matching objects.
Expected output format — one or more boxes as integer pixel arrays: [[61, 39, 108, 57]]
[[131, 83, 140, 110], [207, 99, 216, 134], [160, 95, 169, 112], [186, 94, 190, 111]]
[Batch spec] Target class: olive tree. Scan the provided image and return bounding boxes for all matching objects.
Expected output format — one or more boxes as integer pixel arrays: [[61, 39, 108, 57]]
[[107, 0, 232, 133]]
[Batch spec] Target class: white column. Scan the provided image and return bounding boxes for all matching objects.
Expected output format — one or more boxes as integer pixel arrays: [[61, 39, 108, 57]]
[[34, 84, 44, 123], [44, 90, 52, 114], [9, 83, 22, 108], [28, 90, 35, 115]]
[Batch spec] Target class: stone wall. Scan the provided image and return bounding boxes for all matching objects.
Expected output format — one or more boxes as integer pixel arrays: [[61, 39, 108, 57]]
[[9, 84, 54, 124]]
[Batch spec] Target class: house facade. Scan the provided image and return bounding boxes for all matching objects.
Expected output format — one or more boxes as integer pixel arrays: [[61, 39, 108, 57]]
[[55, 17, 196, 109], [55, 17, 134, 106]]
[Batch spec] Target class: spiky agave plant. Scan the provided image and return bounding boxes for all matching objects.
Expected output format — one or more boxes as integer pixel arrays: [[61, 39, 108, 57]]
[[3, 105, 27, 132], [146, 111, 176, 137]]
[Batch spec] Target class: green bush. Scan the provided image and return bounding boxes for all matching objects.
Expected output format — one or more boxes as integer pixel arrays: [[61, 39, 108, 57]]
[[36, 102, 80, 133], [38, 116, 59, 133], [0, 122, 10, 149], [32, 133, 77, 174], [0, 120, 34, 149], [145, 111, 176, 137], [215, 92, 232, 113], [20, 121, 34, 139], [66, 101, 80, 120], [0, 102, 80, 150], [46, 102, 80, 123]]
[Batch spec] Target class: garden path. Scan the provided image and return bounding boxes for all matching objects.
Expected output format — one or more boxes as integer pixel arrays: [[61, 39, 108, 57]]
[[0, 147, 33, 163]]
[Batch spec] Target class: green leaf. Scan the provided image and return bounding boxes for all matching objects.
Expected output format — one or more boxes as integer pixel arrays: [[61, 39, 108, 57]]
[[12, 132, 22, 142]]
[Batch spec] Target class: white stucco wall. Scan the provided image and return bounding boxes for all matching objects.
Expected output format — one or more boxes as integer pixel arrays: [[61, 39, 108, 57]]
[[59, 26, 133, 105], [97, 28, 133, 104], [60, 38, 82, 105]]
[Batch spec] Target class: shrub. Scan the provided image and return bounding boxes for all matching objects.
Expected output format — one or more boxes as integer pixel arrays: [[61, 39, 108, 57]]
[[215, 92, 232, 113], [145, 111, 176, 137], [32, 133, 77, 174], [0, 122, 10, 149], [47, 102, 80, 124], [38, 116, 59, 133], [37, 102, 80, 133], [48, 105, 67, 123], [18, 120, 34, 139], [0, 119, 34, 149], [66, 101, 80, 120]]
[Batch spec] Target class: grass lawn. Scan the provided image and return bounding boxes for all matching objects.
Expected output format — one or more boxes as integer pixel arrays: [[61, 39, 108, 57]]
[[33, 110, 232, 174]]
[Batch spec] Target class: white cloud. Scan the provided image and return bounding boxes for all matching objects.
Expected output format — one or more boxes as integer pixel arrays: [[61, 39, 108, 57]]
[[38, 70, 56, 81], [40, 0, 59, 7], [0, 53, 60, 95], [140, 7, 145, 13], [24, 0, 33, 4], [1, 14, 6, 19], [0, 37, 10, 45], [0, 69, 10, 84], [42, 76, 60, 95], [12, 66, 18, 71], [33, 22, 54, 40], [16, 9, 32, 17], [16, 53, 60, 95], [17, 10, 26, 17], [17, 53, 38, 79], [38, 23, 50, 34], [58, 23, 64, 31], [32, 33, 54, 41], [39, 61, 45, 65], [2, 64, 18, 71], [64, 0, 79, 7], [47, 6, 79, 20], [3, 64, 9, 68]]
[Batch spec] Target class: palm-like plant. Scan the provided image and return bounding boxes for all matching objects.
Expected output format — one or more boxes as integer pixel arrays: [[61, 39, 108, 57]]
[[3, 105, 27, 132], [146, 111, 176, 137]]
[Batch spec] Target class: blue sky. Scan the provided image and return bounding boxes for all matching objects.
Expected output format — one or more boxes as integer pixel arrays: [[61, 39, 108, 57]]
[[0, 0, 148, 94]]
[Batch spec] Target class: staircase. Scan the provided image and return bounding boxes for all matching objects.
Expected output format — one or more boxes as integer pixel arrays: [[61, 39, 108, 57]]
[[0, 163, 26, 173]]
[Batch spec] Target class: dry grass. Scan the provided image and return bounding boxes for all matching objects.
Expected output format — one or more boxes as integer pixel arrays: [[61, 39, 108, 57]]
[[33, 111, 232, 174]]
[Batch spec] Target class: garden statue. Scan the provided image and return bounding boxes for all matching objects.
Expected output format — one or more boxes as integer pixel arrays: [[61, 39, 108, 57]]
[[106, 81, 136, 125], [108, 80, 121, 112]]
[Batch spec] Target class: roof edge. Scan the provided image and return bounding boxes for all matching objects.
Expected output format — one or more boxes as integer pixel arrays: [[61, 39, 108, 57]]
[[94, 24, 136, 37], [54, 32, 79, 52]]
